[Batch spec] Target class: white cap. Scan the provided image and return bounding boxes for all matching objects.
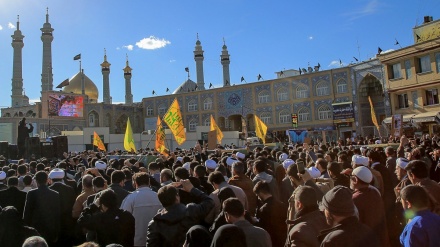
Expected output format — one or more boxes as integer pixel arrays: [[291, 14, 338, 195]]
[[360, 146, 367, 153], [176, 157, 183, 162], [308, 167, 321, 178], [279, 153, 288, 162], [282, 159, 295, 169], [226, 157, 237, 167], [352, 166, 373, 183], [236, 152, 245, 160], [0, 171, 6, 180], [49, 168, 65, 179], [352, 155, 369, 166], [183, 162, 191, 171], [396, 158, 410, 169], [205, 159, 218, 170], [375, 140, 382, 144], [95, 160, 107, 170]]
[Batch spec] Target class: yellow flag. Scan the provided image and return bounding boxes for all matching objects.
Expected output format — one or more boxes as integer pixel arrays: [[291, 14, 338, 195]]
[[254, 115, 268, 144], [124, 117, 137, 152], [93, 131, 106, 151], [210, 115, 223, 144], [368, 96, 380, 132], [163, 98, 186, 145], [155, 116, 168, 156]]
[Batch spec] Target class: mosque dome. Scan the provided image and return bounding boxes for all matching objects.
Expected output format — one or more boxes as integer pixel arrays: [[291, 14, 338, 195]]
[[172, 79, 197, 94], [62, 72, 99, 102]]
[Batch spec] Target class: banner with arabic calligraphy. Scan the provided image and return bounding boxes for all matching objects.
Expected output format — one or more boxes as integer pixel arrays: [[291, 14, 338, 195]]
[[163, 98, 186, 145], [332, 102, 354, 123]]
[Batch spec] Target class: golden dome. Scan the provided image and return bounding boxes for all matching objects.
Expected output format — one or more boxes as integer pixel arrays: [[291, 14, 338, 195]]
[[62, 72, 99, 102]]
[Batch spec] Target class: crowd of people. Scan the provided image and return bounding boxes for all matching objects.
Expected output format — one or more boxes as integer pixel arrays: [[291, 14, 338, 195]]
[[0, 134, 440, 247]]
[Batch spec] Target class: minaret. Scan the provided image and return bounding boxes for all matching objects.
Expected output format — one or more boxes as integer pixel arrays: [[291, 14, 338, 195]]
[[11, 15, 28, 107], [101, 49, 111, 104], [221, 38, 231, 87], [40, 8, 54, 93], [194, 34, 205, 90], [123, 54, 133, 105]]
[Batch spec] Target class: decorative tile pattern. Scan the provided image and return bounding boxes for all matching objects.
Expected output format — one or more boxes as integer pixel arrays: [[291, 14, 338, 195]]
[[186, 114, 199, 131], [185, 95, 198, 102], [255, 84, 271, 93], [217, 88, 253, 118], [256, 106, 272, 112], [275, 104, 291, 124], [200, 93, 214, 100], [332, 71, 348, 81], [334, 97, 351, 103], [292, 78, 309, 88], [273, 81, 289, 90], [314, 99, 332, 119], [294, 101, 311, 111]]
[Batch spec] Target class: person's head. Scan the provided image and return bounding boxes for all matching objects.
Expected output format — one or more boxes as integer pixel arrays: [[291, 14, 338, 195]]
[[315, 158, 328, 172], [293, 185, 318, 213], [36, 163, 45, 172], [22, 236, 48, 247], [148, 162, 160, 173], [395, 158, 409, 181], [122, 168, 132, 181], [231, 161, 245, 176], [184, 225, 213, 247], [320, 186, 355, 226], [194, 165, 206, 178], [17, 164, 27, 176], [253, 180, 272, 201], [35, 171, 48, 186], [133, 172, 150, 188], [286, 162, 301, 185], [7, 176, 18, 187], [223, 198, 245, 223], [367, 149, 381, 163], [174, 167, 190, 181], [400, 185, 430, 213], [218, 187, 236, 209], [324, 152, 335, 162], [350, 166, 373, 190], [405, 160, 429, 184], [253, 159, 267, 174], [23, 175, 33, 187], [211, 224, 247, 247], [160, 168, 173, 183], [157, 185, 179, 207], [98, 189, 118, 211], [111, 170, 125, 185], [208, 171, 225, 189], [82, 174, 93, 189], [327, 162, 342, 178], [92, 176, 106, 192], [385, 146, 395, 157]]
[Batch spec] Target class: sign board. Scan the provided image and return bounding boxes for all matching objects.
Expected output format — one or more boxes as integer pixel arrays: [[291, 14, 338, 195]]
[[332, 102, 355, 123], [207, 130, 217, 150], [291, 114, 298, 128], [144, 117, 157, 132]]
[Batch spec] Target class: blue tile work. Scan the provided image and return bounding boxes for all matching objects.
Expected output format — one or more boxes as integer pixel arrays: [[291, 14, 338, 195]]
[[293, 101, 311, 112], [254, 84, 271, 104], [256, 106, 272, 112], [200, 93, 214, 101], [144, 100, 154, 108], [185, 95, 198, 103], [176, 97, 184, 113], [333, 71, 348, 81], [314, 99, 332, 119], [217, 87, 253, 118], [202, 113, 212, 123], [103, 104, 113, 110], [273, 81, 289, 90], [412, 91, 419, 109], [292, 78, 309, 88], [334, 97, 351, 103], [155, 98, 169, 109], [186, 114, 199, 131], [312, 74, 330, 97], [275, 104, 291, 124]]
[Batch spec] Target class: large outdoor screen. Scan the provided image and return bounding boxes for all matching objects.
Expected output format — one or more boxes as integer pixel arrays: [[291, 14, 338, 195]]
[[48, 94, 84, 117]]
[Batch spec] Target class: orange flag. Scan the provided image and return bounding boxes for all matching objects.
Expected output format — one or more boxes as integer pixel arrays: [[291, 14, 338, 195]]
[[163, 98, 186, 145], [155, 116, 168, 156], [93, 131, 106, 151], [368, 96, 380, 132]]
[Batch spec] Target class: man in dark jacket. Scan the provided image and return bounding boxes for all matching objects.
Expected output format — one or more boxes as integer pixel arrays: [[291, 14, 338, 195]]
[[318, 186, 379, 247], [146, 179, 214, 247], [0, 176, 27, 216], [104, 170, 130, 207], [285, 186, 328, 247], [78, 189, 135, 247], [17, 117, 33, 159], [23, 171, 61, 245]]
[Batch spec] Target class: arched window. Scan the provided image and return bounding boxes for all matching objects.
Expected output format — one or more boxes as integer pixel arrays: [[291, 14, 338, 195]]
[[279, 110, 290, 123], [204, 117, 211, 126], [260, 112, 272, 124], [146, 105, 153, 116], [318, 105, 332, 120], [277, 88, 288, 102], [158, 104, 166, 115], [298, 107, 311, 122], [189, 119, 197, 131], [296, 85, 309, 98], [204, 98, 213, 110], [336, 79, 347, 93], [188, 100, 198, 112], [316, 81, 330, 96], [258, 90, 270, 104], [88, 111, 99, 127]]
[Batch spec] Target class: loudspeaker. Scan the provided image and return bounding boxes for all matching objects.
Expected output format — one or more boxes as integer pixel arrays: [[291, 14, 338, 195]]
[[40, 142, 54, 159], [26, 137, 41, 159], [0, 141, 8, 159], [52, 136, 68, 158], [8, 144, 18, 160]]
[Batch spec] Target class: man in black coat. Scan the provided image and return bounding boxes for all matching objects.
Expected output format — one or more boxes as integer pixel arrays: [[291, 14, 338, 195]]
[[104, 170, 130, 207], [0, 176, 27, 216], [23, 171, 61, 245], [17, 117, 33, 159], [49, 168, 76, 246]]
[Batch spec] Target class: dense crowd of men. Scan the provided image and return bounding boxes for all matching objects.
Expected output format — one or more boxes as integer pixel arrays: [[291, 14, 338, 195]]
[[0, 134, 440, 247]]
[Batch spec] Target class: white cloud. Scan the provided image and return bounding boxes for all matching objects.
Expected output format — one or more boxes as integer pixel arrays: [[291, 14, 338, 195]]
[[328, 60, 343, 67], [345, 0, 379, 21], [29, 98, 40, 104], [309, 36, 313, 40], [8, 22, 15, 29], [135, 36, 171, 50], [0, 25, 3, 30], [169, 59, 176, 63], [123, 45, 134, 51]]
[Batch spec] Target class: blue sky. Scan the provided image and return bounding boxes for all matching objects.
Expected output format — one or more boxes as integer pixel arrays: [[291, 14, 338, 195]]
[[0, 0, 439, 108]]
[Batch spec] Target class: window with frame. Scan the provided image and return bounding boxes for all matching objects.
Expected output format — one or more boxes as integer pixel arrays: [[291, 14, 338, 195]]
[[397, 94, 409, 108], [258, 91, 270, 104], [189, 119, 197, 131], [188, 100, 197, 112], [277, 88, 288, 101], [260, 112, 272, 124], [317, 105, 332, 120], [204, 118, 211, 126], [298, 107, 310, 122], [426, 89, 439, 105], [336, 80, 347, 93], [435, 53, 440, 73], [158, 104, 167, 115], [390, 63, 402, 79], [405, 60, 412, 79], [417, 55, 431, 73], [296, 85, 309, 98], [316, 82, 330, 96], [203, 98, 213, 110], [279, 110, 290, 123], [146, 106, 153, 116]]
